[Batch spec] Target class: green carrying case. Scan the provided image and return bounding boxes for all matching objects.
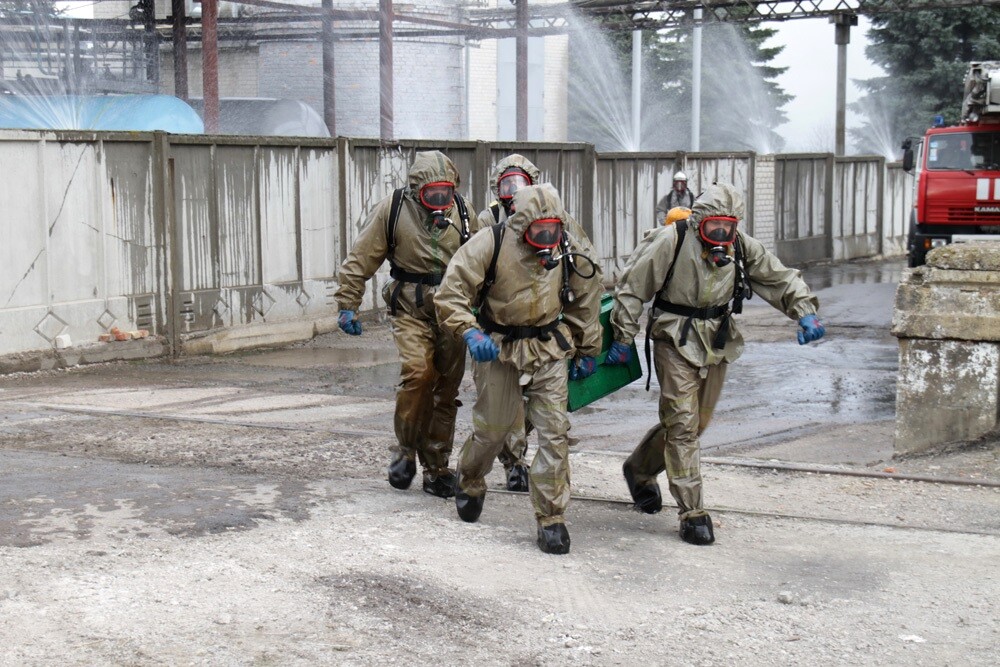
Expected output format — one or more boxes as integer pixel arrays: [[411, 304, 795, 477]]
[[567, 293, 643, 412]]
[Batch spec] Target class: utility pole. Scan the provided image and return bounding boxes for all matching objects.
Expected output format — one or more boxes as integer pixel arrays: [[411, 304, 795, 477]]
[[202, 0, 219, 133], [379, 0, 393, 142], [631, 30, 641, 151], [322, 0, 336, 136], [833, 13, 858, 156], [691, 6, 702, 151], [516, 0, 529, 141]]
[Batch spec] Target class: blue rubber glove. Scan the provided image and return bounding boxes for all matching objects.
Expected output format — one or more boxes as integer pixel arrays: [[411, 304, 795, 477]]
[[338, 310, 362, 336], [462, 328, 499, 362], [569, 356, 597, 381], [604, 341, 632, 365], [797, 314, 825, 345]]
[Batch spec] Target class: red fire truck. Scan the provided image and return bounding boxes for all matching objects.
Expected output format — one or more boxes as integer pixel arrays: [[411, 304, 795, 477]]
[[902, 62, 1000, 267]]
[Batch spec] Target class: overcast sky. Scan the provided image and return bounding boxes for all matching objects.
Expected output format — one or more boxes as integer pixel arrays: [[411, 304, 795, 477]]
[[771, 16, 886, 154]]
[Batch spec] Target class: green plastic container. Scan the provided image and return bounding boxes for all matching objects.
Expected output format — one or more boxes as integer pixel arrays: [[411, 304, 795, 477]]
[[567, 293, 643, 412]]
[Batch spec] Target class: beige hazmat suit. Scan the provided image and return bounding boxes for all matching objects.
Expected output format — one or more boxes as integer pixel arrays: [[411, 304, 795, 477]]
[[335, 151, 484, 481], [437, 183, 603, 527], [476, 154, 543, 476], [611, 183, 820, 521]]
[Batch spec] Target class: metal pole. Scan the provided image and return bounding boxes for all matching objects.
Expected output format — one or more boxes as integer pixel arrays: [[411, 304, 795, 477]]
[[202, 0, 219, 133], [833, 13, 857, 156], [631, 29, 641, 151], [171, 0, 188, 101], [322, 0, 336, 136], [691, 6, 702, 151], [379, 0, 394, 142], [516, 0, 529, 141]]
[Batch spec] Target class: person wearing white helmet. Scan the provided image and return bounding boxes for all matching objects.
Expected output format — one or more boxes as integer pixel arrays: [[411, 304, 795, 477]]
[[655, 171, 696, 225]]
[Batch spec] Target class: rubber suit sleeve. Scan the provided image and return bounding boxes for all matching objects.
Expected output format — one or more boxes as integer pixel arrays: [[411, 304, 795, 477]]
[[334, 198, 392, 312], [610, 227, 678, 343], [435, 229, 493, 338], [742, 234, 820, 320], [561, 232, 604, 358]]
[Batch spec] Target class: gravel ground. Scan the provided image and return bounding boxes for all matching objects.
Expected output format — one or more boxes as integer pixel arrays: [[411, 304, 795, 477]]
[[2, 259, 999, 665]]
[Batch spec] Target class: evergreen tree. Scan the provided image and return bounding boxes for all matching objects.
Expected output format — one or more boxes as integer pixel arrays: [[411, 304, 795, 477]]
[[851, 7, 1000, 153]]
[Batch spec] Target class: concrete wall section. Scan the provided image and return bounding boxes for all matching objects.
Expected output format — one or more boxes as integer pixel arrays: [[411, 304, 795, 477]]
[[832, 157, 882, 261], [883, 163, 914, 257], [895, 338, 1000, 453], [0, 133, 162, 358], [893, 242, 1000, 453]]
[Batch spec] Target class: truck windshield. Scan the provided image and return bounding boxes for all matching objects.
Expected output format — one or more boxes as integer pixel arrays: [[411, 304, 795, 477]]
[[926, 132, 1000, 171]]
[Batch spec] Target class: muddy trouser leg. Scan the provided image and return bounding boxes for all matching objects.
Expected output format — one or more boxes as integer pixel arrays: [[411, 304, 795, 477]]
[[390, 314, 438, 472], [525, 360, 572, 527], [457, 360, 523, 498], [497, 398, 529, 470], [421, 324, 466, 476], [634, 341, 726, 520]]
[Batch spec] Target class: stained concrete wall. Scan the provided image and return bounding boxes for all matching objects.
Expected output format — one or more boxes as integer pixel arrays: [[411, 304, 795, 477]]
[[892, 242, 1000, 453], [0, 131, 905, 372]]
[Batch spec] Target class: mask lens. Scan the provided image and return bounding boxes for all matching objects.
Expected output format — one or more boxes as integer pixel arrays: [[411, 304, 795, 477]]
[[525, 218, 562, 249], [699, 216, 738, 246], [419, 182, 455, 210], [498, 171, 531, 200]]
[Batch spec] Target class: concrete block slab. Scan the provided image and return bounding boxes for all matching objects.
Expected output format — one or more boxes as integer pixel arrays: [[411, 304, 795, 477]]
[[895, 338, 1000, 454]]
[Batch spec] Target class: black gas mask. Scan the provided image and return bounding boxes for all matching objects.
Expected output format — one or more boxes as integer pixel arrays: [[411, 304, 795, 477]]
[[698, 215, 739, 267], [419, 181, 455, 230], [524, 217, 563, 271]]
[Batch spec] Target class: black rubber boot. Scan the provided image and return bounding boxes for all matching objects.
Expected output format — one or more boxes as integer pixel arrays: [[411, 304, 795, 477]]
[[679, 515, 715, 545], [506, 464, 530, 492], [387, 456, 416, 490], [455, 475, 485, 523], [423, 470, 457, 499], [536, 522, 571, 555], [622, 462, 662, 514]]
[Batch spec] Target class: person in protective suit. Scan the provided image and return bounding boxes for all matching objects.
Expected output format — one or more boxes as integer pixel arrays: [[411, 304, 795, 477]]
[[476, 154, 542, 492], [655, 171, 696, 225], [334, 150, 484, 498], [477, 154, 594, 493], [436, 183, 603, 554], [606, 182, 825, 545]]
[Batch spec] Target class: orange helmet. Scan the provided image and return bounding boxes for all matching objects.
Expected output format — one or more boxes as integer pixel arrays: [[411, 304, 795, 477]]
[[664, 206, 692, 226]]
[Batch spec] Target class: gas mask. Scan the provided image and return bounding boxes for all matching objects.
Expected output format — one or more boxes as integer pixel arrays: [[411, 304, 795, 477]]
[[698, 215, 739, 267], [524, 217, 563, 270], [419, 181, 456, 230], [497, 169, 532, 216]]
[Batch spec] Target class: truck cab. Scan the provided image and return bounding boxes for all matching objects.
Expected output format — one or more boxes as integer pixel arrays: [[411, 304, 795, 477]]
[[903, 62, 1000, 267]]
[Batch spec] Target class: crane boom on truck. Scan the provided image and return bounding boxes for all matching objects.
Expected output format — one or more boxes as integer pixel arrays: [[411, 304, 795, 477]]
[[902, 61, 1000, 267]]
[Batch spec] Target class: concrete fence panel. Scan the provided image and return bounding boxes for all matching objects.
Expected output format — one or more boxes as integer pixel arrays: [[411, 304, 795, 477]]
[[775, 154, 832, 264], [0, 132, 162, 358], [883, 163, 914, 256], [833, 156, 884, 261], [0, 131, 911, 366]]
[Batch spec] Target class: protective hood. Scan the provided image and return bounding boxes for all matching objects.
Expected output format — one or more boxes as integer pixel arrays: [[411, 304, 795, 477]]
[[489, 154, 542, 198], [690, 182, 745, 227], [407, 150, 461, 194], [505, 183, 566, 237]]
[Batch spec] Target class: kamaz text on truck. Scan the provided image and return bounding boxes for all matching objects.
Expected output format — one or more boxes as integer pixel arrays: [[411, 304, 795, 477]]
[[902, 61, 1000, 267]]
